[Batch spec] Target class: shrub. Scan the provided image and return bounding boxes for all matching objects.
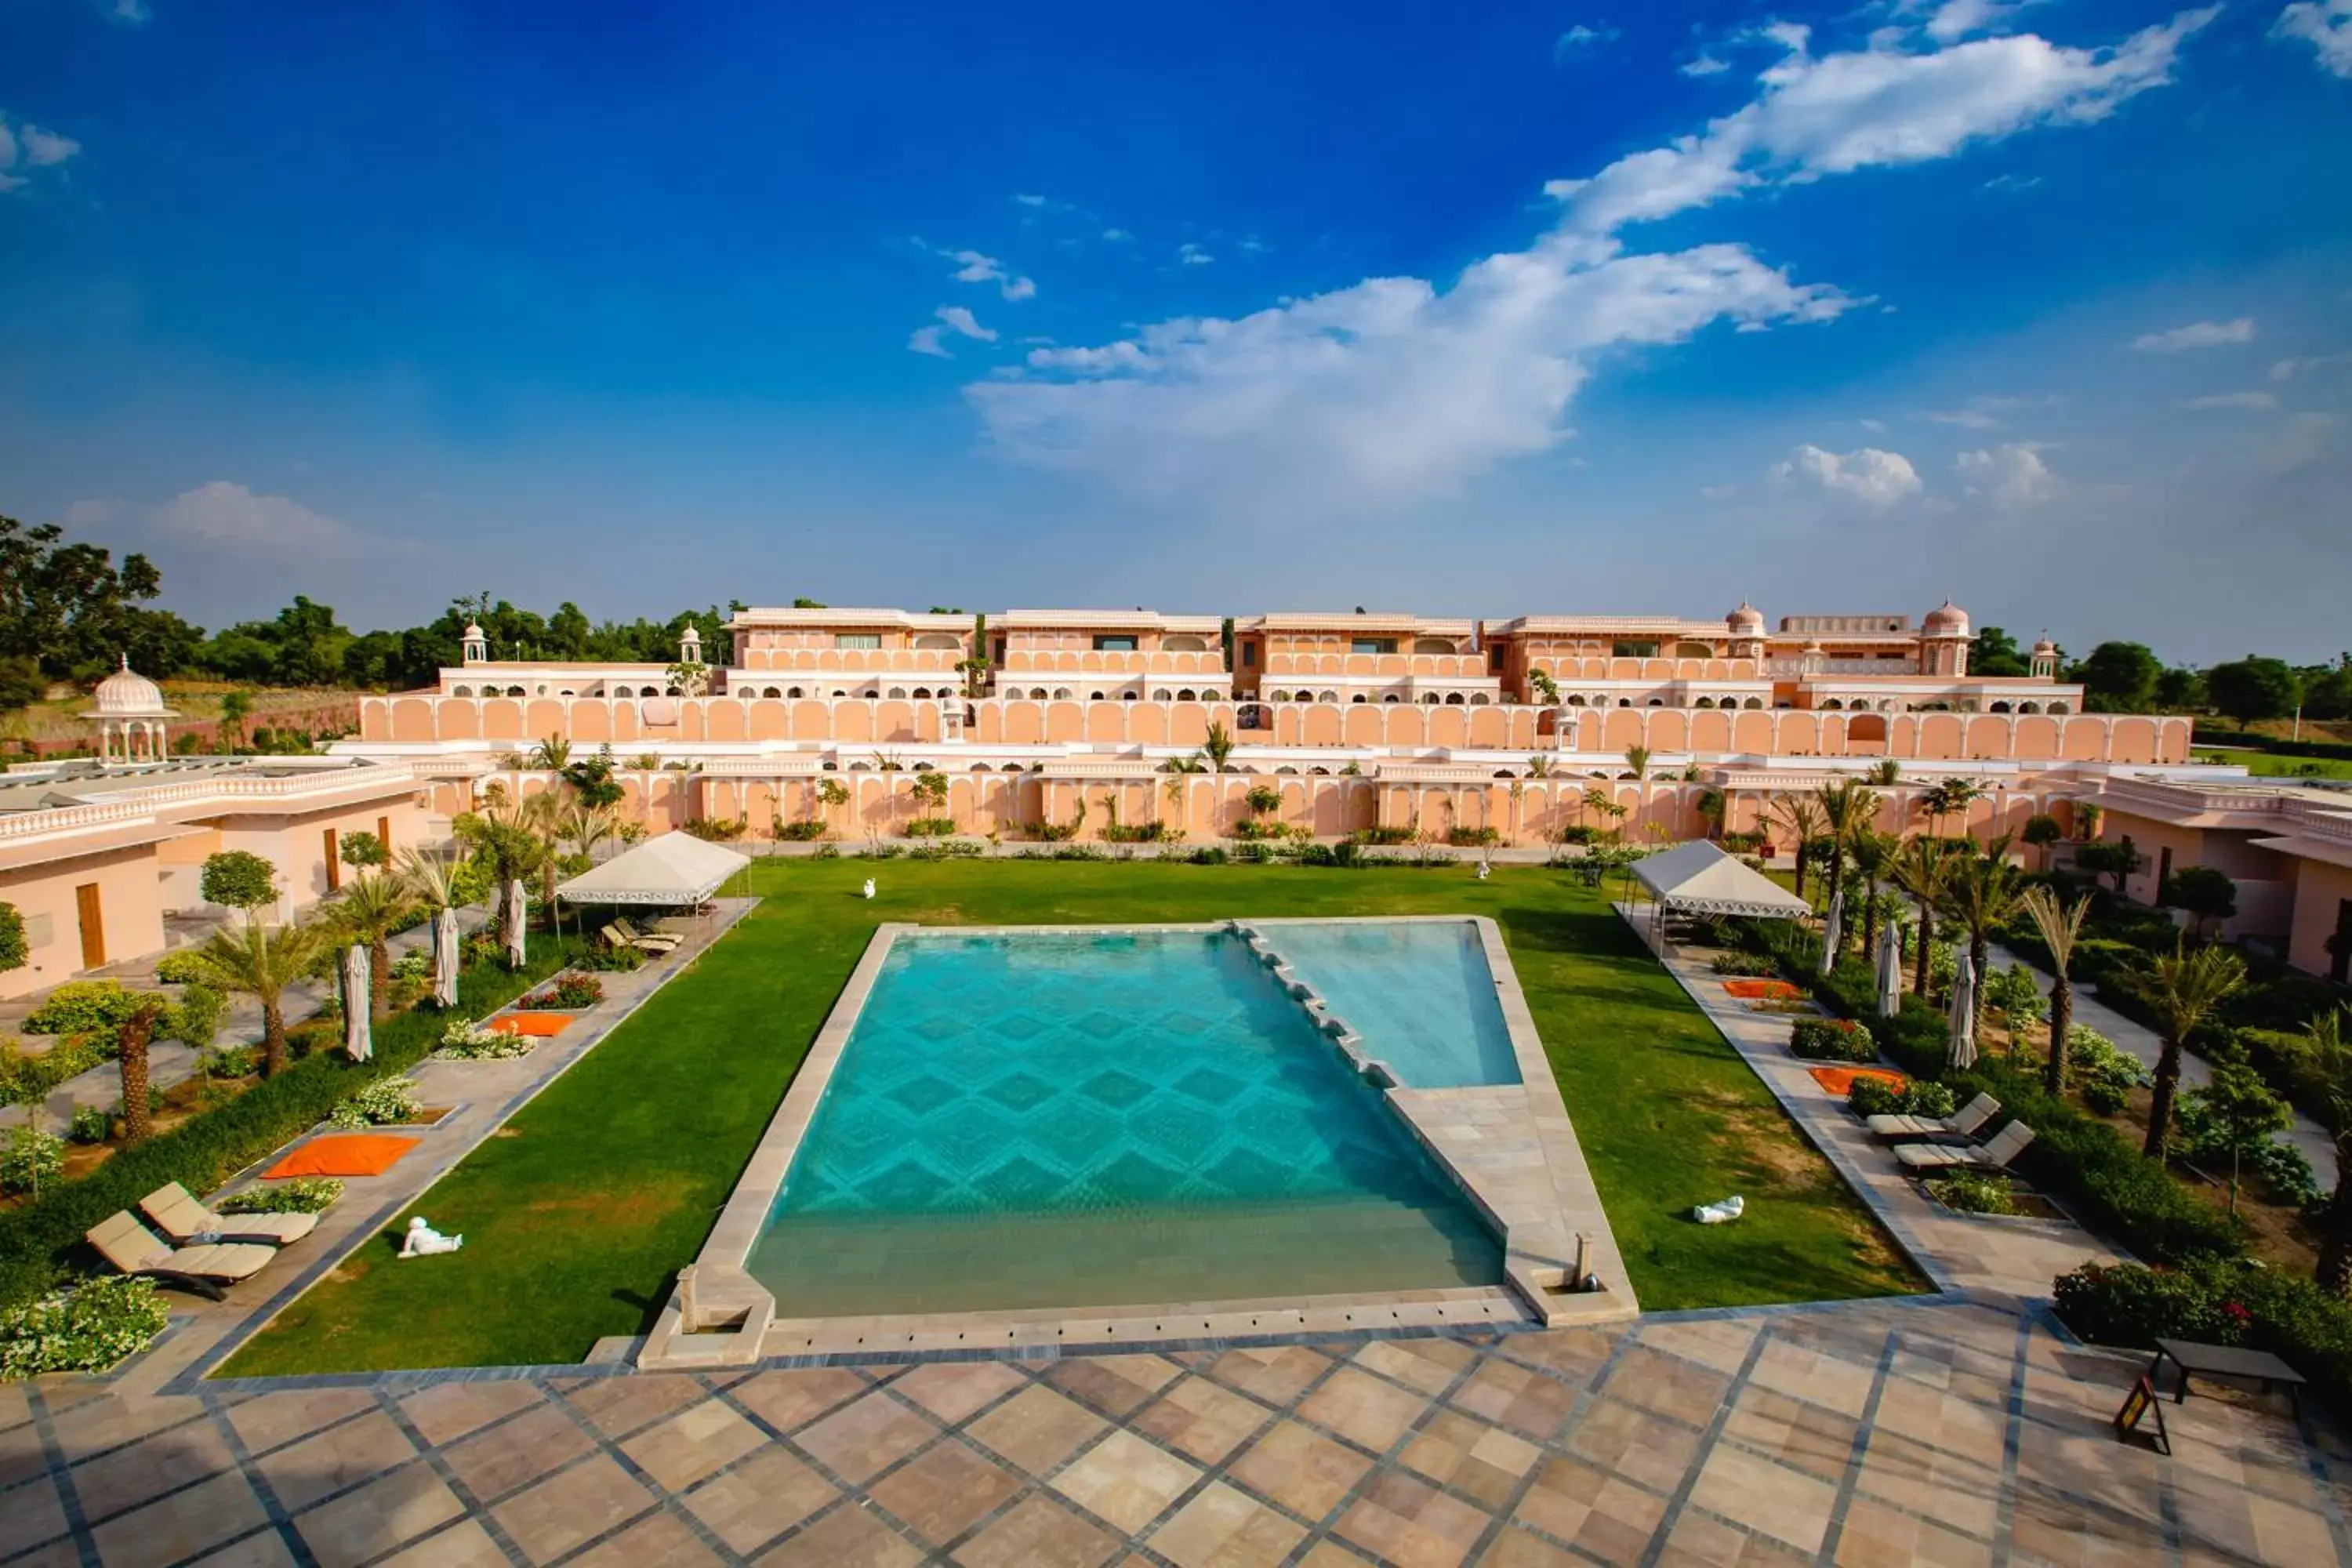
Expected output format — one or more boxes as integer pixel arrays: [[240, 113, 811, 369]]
[[0, 903, 22, 977], [1446, 826, 1501, 847], [434, 1018, 534, 1061], [1927, 1171, 2017, 1215], [907, 840, 985, 861], [23, 981, 143, 1037], [1719, 830, 1766, 854], [168, 984, 224, 1052], [902, 817, 956, 837], [776, 818, 827, 840], [1708, 952, 1778, 977], [66, 1106, 111, 1145], [390, 950, 432, 982], [0, 1276, 169, 1380], [521, 973, 603, 1010], [337, 831, 389, 869], [1790, 1017, 1875, 1062], [578, 942, 646, 973], [327, 1078, 423, 1129], [682, 817, 747, 841], [0, 1128, 65, 1195], [0, 1035, 112, 1110], [1188, 846, 1229, 866], [1553, 824, 1602, 846], [1846, 1077, 1905, 1117], [2068, 1026, 2151, 1114], [200, 850, 278, 911], [217, 1177, 343, 1214], [1348, 826, 1417, 846], [154, 949, 212, 985], [1981, 964, 2048, 1025]]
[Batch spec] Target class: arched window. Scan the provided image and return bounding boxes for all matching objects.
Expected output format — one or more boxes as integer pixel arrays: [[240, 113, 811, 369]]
[[1566, 695, 1586, 707], [451, 685, 473, 698], [664, 686, 682, 697], [1646, 698, 1664, 707], [1421, 693, 1440, 705], [1319, 690, 1338, 703], [1123, 691, 1138, 702], [1444, 693, 1465, 706], [507, 685, 527, 697], [1411, 637, 1457, 655], [1470, 694, 1490, 705], [1822, 699, 1844, 711], [2047, 701, 2070, 715], [1617, 699, 1632, 708], [559, 688, 576, 698], [2017, 700, 2042, 715], [913, 632, 961, 649], [887, 687, 908, 699], [1351, 694, 1367, 703], [832, 688, 848, 698], [787, 686, 804, 699], [1163, 634, 1207, 652], [535, 684, 549, 696], [1744, 697, 1763, 709], [1383, 694, 1401, 703], [1693, 697, 1715, 709], [760, 686, 782, 699], [911, 687, 931, 699], [1053, 688, 1073, 701], [1177, 688, 1196, 701], [1090, 691, 1105, 701], [1152, 689, 1170, 701], [1989, 701, 2012, 713]]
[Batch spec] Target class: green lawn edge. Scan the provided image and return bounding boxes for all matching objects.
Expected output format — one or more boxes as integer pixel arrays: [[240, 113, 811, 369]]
[[220, 862, 1924, 1376]]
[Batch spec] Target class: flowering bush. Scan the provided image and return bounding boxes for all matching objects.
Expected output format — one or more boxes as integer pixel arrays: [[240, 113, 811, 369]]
[[1790, 1017, 1875, 1062], [218, 1177, 343, 1214], [327, 1078, 423, 1129], [1708, 952, 1779, 977], [0, 1276, 170, 1380], [0, 1127, 64, 1195], [521, 974, 603, 1010], [1846, 1078, 1957, 1120], [433, 1018, 534, 1061], [1926, 1171, 2017, 1215]]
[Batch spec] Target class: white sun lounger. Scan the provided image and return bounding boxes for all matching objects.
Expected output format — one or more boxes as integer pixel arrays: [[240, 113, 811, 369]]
[[1867, 1092, 2000, 1143], [140, 1181, 318, 1247], [1894, 1121, 2036, 1174], [85, 1210, 278, 1301]]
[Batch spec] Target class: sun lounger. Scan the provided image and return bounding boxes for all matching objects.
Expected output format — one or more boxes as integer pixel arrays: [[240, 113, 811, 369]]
[[1867, 1092, 2000, 1143], [615, 917, 682, 949], [140, 1181, 318, 1248], [85, 1210, 278, 1300], [1894, 1121, 2035, 1174], [601, 921, 680, 954]]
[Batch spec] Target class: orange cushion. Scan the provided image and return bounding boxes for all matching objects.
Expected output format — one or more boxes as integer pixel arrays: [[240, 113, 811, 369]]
[[488, 1012, 574, 1037], [1806, 1067, 1908, 1097], [264, 1134, 420, 1179], [1723, 978, 1802, 1000]]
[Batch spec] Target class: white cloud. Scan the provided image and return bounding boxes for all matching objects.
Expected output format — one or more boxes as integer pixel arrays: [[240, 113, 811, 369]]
[[1925, 1, 2024, 43], [2274, 1, 2352, 78], [1954, 442, 2060, 506], [1555, 24, 1621, 60], [1860, 417, 1888, 432], [2267, 411, 2338, 473], [2131, 317, 2255, 351], [927, 246, 1036, 302], [2270, 350, 2352, 381], [1981, 172, 2042, 191], [0, 114, 82, 191], [1550, 9, 2215, 234], [112, 0, 152, 22], [1177, 242, 1214, 266], [151, 482, 350, 548], [2182, 390, 2278, 410], [935, 305, 996, 343], [1773, 445, 1924, 506], [1923, 408, 2002, 429], [1013, 193, 1049, 207], [62, 498, 127, 529], [908, 325, 951, 358], [1681, 54, 1732, 77], [1700, 483, 1737, 499], [1102, 227, 1132, 242]]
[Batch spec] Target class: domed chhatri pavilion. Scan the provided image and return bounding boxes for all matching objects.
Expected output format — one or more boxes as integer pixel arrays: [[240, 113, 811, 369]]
[[83, 655, 180, 763]]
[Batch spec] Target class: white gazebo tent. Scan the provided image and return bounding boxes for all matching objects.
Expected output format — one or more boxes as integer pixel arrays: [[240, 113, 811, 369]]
[[1629, 839, 1812, 946], [554, 832, 750, 910]]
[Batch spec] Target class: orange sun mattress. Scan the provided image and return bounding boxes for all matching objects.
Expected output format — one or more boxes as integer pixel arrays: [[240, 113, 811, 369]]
[[488, 1012, 575, 1037], [264, 1134, 420, 1179], [1723, 978, 1802, 1000], [1807, 1067, 1909, 1097]]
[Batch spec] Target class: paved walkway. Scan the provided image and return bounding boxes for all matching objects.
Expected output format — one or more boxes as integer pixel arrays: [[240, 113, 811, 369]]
[[2, 909, 2347, 1566]]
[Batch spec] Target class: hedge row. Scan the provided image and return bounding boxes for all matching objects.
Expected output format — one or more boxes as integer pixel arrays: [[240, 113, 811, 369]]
[[2056, 1258, 2352, 1421], [0, 935, 587, 1310], [2193, 728, 2352, 763], [1726, 918, 2242, 1265]]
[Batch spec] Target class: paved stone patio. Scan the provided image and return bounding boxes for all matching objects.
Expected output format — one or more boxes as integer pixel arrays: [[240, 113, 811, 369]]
[[3, 903, 2347, 1564]]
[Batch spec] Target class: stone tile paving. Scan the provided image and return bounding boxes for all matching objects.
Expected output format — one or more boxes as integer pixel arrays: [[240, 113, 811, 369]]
[[3, 907, 2349, 1563]]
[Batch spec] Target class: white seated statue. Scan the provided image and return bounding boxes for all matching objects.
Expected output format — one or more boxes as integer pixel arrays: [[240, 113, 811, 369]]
[[398, 1215, 464, 1257], [861, 877, 877, 899]]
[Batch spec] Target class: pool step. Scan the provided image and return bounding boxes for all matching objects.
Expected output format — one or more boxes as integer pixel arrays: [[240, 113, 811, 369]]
[[1229, 922, 1389, 1083]]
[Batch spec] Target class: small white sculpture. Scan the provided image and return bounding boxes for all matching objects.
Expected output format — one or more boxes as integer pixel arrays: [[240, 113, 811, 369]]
[[398, 1215, 464, 1257], [1475, 860, 1491, 881], [861, 877, 877, 899], [1692, 1195, 1745, 1225]]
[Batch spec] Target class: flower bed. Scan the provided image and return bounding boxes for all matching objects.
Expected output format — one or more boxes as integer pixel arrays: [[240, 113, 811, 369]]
[[326, 1078, 426, 1131], [1790, 1017, 1875, 1062], [1806, 1066, 1907, 1098], [434, 1018, 538, 1061], [1722, 978, 1802, 1001], [218, 1177, 344, 1214], [519, 973, 604, 1011], [0, 1276, 169, 1380]]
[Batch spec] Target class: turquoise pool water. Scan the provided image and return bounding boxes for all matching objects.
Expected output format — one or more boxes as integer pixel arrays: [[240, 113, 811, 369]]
[[1264, 920, 1520, 1087], [747, 927, 1504, 1316]]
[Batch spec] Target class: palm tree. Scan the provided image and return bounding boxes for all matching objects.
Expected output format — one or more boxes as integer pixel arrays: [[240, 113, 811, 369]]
[[1889, 836, 1955, 997], [2305, 1010, 2352, 1294], [1524, 755, 1556, 842], [556, 800, 621, 867], [1922, 777, 1986, 840], [1848, 829, 1896, 963], [455, 793, 546, 956], [1200, 720, 1235, 773], [1624, 744, 1652, 840], [529, 735, 574, 774], [2140, 940, 2247, 1162], [1812, 779, 1881, 940], [2019, 885, 2092, 1094], [116, 998, 165, 1144], [328, 870, 419, 1021], [1867, 759, 1900, 787], [219, 690, 252, 750], [1769, 792, 1825, 900], [395, 844, 462, 912], [185, 916, 326, 1077], [1940, 836, 2026, 1018]]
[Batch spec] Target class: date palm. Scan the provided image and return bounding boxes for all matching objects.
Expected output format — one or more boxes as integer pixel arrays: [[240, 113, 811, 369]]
[[529, 734, 573, 774], [2140, 940, 2246, 1163], [2018, 884, 2092, 1094], [1769, 792, 1825, 901], [454, 793, 546, 956], [1812, 778, 1881, 942], [184, 915, 326, 1077], [116, 999, 165, 1145], [1847, 829, 1896, 964], [329, 870, 419, 1021], [1888, 836, 1955, 997], [2304, 1010, 2352, 1294], [1939, 835, 2025, 1019], [1199, 720, 1235, 774], [1624, 744, 1653, 839]]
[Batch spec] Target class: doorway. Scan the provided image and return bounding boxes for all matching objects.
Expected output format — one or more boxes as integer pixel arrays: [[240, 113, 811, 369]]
[[74, 883, 104, 970]]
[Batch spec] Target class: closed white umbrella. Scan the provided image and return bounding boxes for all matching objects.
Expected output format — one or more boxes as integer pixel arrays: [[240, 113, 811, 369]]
[[1875, 922, 1903, 1018], [1947, 950, 1978, 1071], [504, 877, 528, 969], [433, 907, 460, 1009], [1818, 890, 1844, 977], [341, 945, 372, 1062]]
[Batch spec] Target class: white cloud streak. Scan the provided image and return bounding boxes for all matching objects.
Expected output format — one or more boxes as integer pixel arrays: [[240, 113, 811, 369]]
[[1954, 443, 2060, 506], [2274, 1, 2352, 77], [151, 482, 350, 548], [2131, 318, 2256, 351], [2182, 390, 2279, 410], [1555, 25, 1621, 60]]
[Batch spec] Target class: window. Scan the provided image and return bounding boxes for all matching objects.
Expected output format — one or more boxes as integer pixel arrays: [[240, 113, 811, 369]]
[[835, 633, 881, 650], [1352, 637, 1398, 655], [1611, 640, 1660, 659], [1240, 645, 1257, 667], [1092, 635, 1138, 652]]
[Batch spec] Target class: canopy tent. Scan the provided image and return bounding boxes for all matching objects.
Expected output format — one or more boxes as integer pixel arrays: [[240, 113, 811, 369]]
[[554, 832, 750, 908], [1632, 840, 1812, 919]]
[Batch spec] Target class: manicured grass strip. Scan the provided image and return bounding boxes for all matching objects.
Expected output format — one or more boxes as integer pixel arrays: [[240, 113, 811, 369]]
[[223, 863, 1926, 1374]]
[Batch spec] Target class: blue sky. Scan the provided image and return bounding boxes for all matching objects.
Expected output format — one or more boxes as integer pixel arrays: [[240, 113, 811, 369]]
[[2, 0, 2347, 661]]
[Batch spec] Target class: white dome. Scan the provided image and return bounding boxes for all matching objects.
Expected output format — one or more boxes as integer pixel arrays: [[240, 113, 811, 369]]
[[463, 622, 485, 641], [1727, 601, 1765, 633], [1923, 600, 1971, 635], [2031, 633, 2058, 657], [92, 656, 170, 717]]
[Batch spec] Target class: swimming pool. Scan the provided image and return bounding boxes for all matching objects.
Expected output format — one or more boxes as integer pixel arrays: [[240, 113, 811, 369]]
[[1258, 917, 1521, 1087], [746, 926, 1505, 1317]]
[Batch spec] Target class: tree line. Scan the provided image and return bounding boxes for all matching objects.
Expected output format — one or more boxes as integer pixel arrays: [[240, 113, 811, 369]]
[[1972, 626, 2348, 726]]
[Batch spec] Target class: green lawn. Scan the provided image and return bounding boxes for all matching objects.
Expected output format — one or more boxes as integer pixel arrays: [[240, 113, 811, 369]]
[[2198, 750, 2352, 780], [220, 860, 1922, 1375]]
